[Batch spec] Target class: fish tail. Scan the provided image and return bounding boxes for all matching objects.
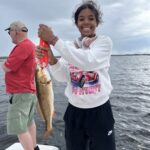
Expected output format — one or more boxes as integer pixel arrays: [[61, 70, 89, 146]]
[[43, 129, 53, 139]]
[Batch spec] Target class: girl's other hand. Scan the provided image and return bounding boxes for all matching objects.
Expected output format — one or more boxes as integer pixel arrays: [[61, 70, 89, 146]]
[[35, 46, 43, 59]]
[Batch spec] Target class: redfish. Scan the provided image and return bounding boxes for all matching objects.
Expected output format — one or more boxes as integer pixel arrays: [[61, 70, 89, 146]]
[[35, 65, 54, 138]]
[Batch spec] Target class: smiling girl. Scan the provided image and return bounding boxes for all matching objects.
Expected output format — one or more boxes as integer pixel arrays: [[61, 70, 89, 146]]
[[36, 1, 116, 150]]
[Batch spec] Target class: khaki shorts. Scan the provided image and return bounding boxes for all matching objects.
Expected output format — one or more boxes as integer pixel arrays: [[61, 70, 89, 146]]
[[7, 93, 37, 135]]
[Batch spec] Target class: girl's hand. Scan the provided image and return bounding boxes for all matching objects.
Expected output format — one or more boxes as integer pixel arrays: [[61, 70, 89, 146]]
[[38, 24, 58, 46], [35, 46, 43, 59], [47, 48, 58, 65], [35, 45, 58, 65]]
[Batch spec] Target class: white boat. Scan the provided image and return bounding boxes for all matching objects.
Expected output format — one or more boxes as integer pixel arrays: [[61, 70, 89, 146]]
[[6, 143, 59, 150]]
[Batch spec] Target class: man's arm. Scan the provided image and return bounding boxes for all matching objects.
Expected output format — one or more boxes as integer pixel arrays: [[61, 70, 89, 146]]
[[2, 63, 11, 72]]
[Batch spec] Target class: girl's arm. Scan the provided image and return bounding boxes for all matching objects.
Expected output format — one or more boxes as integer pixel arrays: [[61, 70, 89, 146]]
[[53, 36, 112, 71]]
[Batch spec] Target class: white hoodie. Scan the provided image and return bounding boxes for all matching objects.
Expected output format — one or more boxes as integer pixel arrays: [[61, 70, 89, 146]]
[[48, 35, 113, 108]]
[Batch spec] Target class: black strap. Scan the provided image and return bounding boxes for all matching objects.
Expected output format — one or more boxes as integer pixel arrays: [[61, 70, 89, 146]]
[[9, 95, 13, 104]]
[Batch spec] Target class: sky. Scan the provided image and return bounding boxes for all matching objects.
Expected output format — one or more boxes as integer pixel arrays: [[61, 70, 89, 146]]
[[0, 0, 150, 56]]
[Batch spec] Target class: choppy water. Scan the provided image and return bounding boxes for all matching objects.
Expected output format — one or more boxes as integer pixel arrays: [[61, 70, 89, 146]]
[[0, 55, 150, 150]]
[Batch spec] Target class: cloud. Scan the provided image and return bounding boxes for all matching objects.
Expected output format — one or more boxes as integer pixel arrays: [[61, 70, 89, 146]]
[[99, 0, 150, 54], [0, 0, 150, 56], [121, 8, 150, 37]]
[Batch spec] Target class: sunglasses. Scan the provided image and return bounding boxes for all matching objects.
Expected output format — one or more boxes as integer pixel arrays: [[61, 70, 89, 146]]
[[8, 27, 28, 35], [8, 29, 15, 35]]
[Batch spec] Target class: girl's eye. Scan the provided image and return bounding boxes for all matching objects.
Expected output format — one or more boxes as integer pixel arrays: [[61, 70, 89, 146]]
[[89, 17, 94, 21], [78, 18, 84, 21], [78, 17, 95, 22]]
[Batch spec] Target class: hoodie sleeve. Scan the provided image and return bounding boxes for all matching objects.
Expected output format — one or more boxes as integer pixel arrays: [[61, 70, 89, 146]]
[[53, 36, 112, 71], [48, 58, 70, 82]]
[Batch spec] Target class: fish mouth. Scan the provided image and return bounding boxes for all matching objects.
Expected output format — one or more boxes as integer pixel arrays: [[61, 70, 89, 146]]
[[40, 80, 51, 85]]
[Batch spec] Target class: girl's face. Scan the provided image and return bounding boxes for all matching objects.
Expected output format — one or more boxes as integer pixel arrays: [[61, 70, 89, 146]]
[[76, 8, 97, 38]]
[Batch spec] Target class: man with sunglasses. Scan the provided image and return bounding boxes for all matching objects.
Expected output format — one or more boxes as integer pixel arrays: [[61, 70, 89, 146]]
[[2, 21, 39, 150]]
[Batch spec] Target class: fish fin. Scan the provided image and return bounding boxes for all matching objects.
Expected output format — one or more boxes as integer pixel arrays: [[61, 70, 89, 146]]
[[37, 102, 45, 121], [52, 111, 56, 118]]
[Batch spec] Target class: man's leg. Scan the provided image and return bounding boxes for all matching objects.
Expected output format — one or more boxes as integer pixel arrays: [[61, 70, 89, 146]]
[[27, 94, 39, 149], [18, 131, 34, 150], [28, 121, 37, 148], [18, 122, 39, 150], [7, 93, 38, 150]]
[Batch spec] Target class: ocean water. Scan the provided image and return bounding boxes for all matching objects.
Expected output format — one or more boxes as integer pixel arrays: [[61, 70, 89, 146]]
[[0, 55, 150, 150]]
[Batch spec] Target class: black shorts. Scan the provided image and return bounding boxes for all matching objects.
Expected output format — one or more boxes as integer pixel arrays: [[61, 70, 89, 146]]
[[63, 100, 116, 150]]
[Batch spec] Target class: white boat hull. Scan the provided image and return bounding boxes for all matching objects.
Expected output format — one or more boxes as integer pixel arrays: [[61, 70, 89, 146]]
[[6, 143, 59, 150]]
